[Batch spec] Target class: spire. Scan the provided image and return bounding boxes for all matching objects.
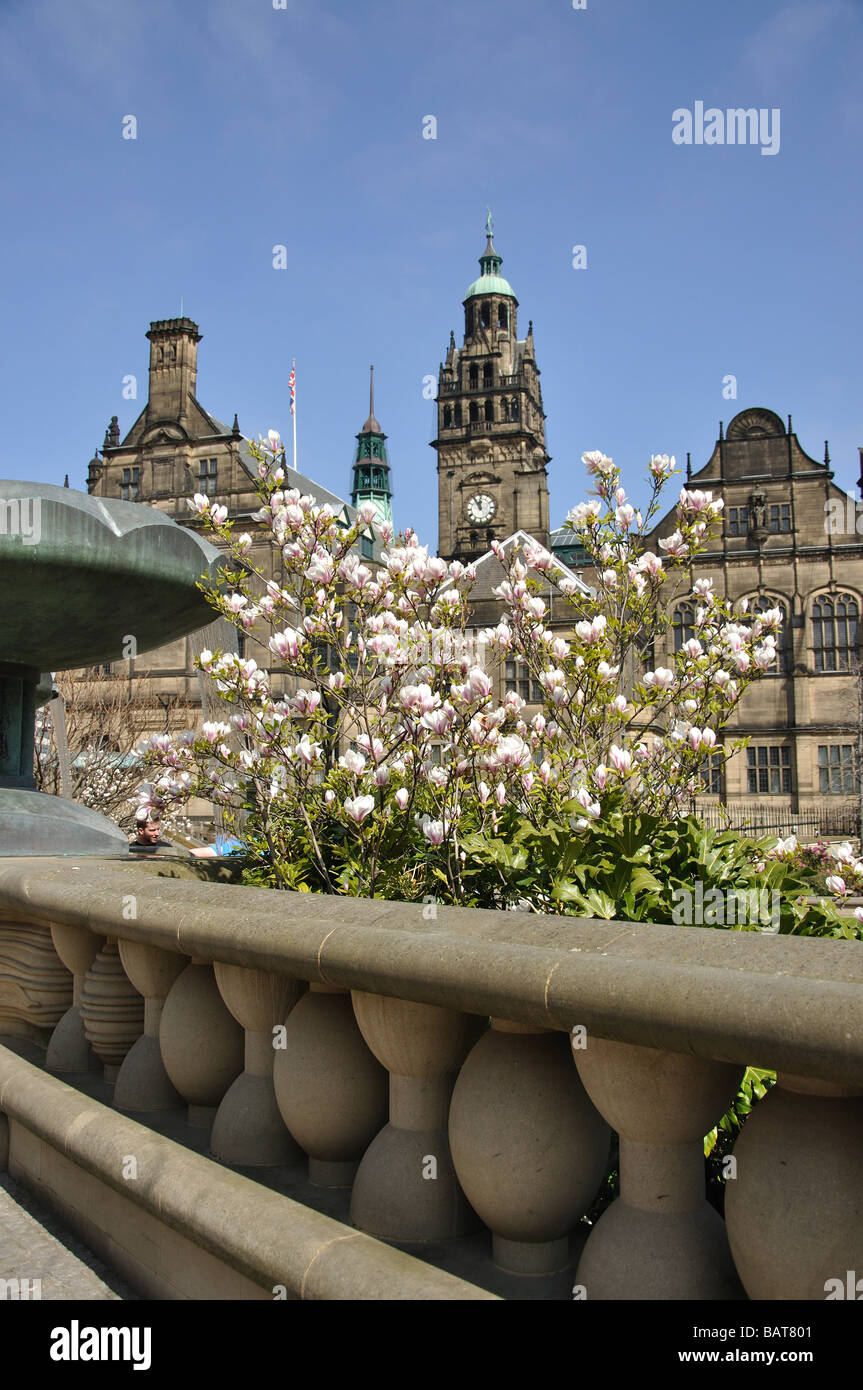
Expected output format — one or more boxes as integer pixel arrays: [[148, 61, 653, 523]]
[[362, 365, 381, 434], [686, 452, 692, 481], [232, 413, 240, 437], [352, 369, 392, 525], [63, 474, 70, 488], [824, 440, 830, 465]]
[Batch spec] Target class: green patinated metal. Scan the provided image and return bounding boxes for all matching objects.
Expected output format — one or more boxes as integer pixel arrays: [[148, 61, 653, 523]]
[[0, 481, 222, 856]]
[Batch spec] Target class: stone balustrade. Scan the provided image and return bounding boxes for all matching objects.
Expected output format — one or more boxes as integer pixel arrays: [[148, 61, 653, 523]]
[[0, 856, 861, 1301]]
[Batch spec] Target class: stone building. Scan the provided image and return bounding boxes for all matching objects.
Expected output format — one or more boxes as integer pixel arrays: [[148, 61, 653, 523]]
[[432, 230, 862, 834], [84, 316, 385, 834], [637, 408, 863, 832], [432, 218, 551, 563]]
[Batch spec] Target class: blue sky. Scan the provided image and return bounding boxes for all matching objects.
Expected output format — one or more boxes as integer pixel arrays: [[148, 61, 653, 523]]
[[1, 0, 860, 545]]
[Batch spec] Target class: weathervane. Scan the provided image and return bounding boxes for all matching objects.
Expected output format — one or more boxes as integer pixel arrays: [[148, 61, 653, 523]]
[[485, 207, 494, 239]]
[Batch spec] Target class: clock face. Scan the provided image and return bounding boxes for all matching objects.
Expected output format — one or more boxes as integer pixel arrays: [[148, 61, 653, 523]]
[[466, 493, 496, 525]]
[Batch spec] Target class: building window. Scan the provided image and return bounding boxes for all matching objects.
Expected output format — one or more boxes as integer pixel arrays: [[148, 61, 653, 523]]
[[465, 305, 474, 336], [818, 744, 855, 795], [199, 457, 218, 491], [505, 659, 542, 703], [480, 301, 491, 330], [768, 504, 791, 534], [672, 602, 696, 652], [454, 404, 462, 427], [727, 506, 748, 536], [469, 531, 478, 549], [469, 401, 479, 424], [509, 398, 519, 421], [484, 398, 494, 423], [498, 304, 508, 331], [813, 593, 858, 672], [699, 751, 724, 795], [746, 746, 792, 794], [120, 467, 140, 501], [236, 630, 246, 659], [443, 405, 452, 429], [361, 535, 374, 559], [750, 596, 789, 674], [469, 363, 479, 389], [483, 362, 493, 388]]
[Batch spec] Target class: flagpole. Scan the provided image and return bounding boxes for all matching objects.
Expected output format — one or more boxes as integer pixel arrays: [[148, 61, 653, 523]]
[[292, 358, 297, 472]]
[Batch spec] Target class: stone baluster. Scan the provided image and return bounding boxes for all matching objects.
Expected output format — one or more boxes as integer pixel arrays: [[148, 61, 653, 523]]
[[725, 1073, 863, 1300], [113, 940, 186, 1113], [350, 992, 477, 1241], [79, 938, 145, 1085], [449, 1020, 610, 1275], [0, 912, 73, 1049], [273, 983, 387, 1187], [159, 958, 244, 1130], [46, 922, 104, 1074], [574, 1035, 745, 1299], [211, 963, 303, 1166]]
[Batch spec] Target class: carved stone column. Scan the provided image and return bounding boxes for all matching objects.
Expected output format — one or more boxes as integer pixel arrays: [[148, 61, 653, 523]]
[[79, 938, 145, 1084], [113, 940, 186, 1112], [211, 963, 303, 1166], [46, 922, 104, 1074], [725, 1074, 863, 1299], [450, 1020, 610, 1274], [574, 1036, 745, 1299], [350, 993, 477, 1242], [159, 959, 244, 1129], [273, 983, 387, 1187]]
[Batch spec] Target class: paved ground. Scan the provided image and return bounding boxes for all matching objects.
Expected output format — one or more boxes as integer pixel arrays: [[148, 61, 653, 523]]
[[0, 1173, 138, 1301]]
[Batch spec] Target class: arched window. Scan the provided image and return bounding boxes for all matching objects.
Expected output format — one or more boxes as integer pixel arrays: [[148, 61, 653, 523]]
[[750, 595, 789, 674], [469, 363, 479, 389], [480, 301, 491, 329], [672, 603, 696, 652], [454, 404, 462, 427], [483, 362, 493, 388], [484, 398, 494, 422], [469, 531, 478, 549], [498, 304, 508, 331], [510, 398, 519, 421], [813, 593, 859, 671], [443, 405, 452, 428], [469, 401, 479, 424]]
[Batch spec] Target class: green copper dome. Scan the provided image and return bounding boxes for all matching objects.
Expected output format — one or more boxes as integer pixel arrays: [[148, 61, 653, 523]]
[[465, 219, 516, 301], [465, 273, 515, 300]]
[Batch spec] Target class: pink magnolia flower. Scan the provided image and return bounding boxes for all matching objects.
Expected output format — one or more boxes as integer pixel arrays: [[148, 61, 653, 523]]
[[394, 787, 410, 811], [344, 795, 374, 825], [826, 874, 848, 897], [422, 818, 446, 846]]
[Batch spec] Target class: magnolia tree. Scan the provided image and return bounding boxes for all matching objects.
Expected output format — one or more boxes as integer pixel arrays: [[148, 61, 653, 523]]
[[135, 432, 797, 906]]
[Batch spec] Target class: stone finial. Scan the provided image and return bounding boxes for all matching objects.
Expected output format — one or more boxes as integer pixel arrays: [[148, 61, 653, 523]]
[[232, 413, 240, 437]]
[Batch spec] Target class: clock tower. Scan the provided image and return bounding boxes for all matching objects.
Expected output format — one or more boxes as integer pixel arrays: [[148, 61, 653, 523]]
[[432, 217, 551, 561]]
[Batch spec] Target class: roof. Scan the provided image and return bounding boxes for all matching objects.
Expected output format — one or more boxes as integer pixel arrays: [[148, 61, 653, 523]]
[[439, 529, 593, 602]]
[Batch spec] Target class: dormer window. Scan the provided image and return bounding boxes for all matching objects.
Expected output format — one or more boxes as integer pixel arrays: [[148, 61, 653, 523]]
[[120, 467, 140, 501], [199, 457, 218, 491]]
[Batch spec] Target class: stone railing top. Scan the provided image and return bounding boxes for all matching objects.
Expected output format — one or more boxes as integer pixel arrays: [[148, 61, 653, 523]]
[[1, 858, 862, 1085]]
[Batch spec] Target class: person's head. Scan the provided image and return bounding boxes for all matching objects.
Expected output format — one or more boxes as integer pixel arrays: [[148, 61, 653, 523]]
[[135, 816, 161, 845]]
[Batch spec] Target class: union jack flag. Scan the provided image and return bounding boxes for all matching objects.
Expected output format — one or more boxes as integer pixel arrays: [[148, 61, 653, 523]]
[[290, 365, 296, 416]]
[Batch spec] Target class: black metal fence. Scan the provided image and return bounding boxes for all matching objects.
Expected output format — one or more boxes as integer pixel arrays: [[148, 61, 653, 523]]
[[694, 802, 861, 841]]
